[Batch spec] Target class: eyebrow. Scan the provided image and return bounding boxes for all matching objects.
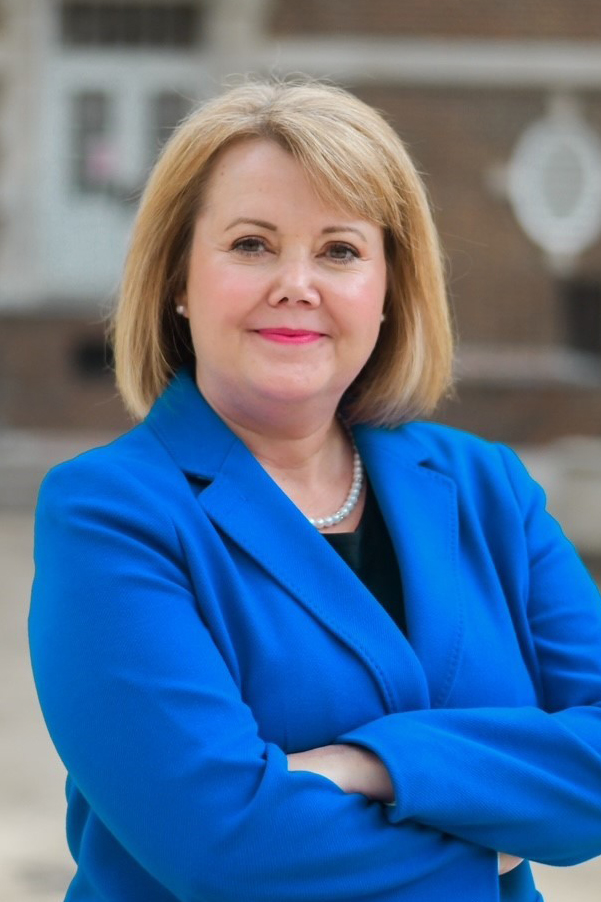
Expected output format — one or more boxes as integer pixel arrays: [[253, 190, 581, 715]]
[[225, 218, 368, 243], [225, 217, 277, 232], [322, 225, 368, 242]]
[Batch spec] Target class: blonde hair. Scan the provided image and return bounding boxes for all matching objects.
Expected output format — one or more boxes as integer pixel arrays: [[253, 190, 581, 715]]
[[112, 77, 453, 426]]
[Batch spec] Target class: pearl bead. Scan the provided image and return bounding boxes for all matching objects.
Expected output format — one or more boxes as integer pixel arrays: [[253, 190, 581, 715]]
[[306, 430, 363, 530]]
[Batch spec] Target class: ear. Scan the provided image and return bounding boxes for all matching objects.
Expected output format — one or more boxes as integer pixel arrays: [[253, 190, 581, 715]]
[[175, 291, 189, 317]]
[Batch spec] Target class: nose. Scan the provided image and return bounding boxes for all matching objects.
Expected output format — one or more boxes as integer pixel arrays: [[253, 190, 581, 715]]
[[266, 257, 321, 308]]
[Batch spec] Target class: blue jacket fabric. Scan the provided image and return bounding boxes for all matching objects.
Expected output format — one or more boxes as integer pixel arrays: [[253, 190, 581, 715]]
[[29, 367, 601, 902]]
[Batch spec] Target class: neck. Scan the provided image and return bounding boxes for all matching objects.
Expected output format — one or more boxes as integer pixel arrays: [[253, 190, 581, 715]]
[[196, 374, 348, 471], [196, 377, 362, 529], [214, 402, 346, 477]]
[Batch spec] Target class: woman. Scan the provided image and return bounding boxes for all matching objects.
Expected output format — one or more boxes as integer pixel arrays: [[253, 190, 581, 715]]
[[29, 79, 601, 902]]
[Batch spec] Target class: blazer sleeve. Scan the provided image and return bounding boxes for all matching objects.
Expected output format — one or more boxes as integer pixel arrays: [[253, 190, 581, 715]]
[[336, 443, 601, 867], [29, 458, 498, 902]]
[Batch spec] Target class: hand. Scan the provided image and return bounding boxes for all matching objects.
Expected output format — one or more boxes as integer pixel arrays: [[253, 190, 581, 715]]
[[498, 853, 524, 875], [287, 743, 395, 803]]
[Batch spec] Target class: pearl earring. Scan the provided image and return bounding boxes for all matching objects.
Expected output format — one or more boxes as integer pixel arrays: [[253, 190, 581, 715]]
[[176, 305, 187, 316], [380, 313, 386, 323]]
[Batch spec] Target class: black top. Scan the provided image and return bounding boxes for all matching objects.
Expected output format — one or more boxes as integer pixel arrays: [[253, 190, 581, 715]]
[[323, 481, 406, 635]]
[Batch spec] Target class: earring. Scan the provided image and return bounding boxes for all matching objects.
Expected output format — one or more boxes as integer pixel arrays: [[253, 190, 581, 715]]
[[380, 313, 386, 323], [176, 304, 187, 316]]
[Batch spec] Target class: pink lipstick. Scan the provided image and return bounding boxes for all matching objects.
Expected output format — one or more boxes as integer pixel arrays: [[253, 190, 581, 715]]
[[255, 328, 323, 344]]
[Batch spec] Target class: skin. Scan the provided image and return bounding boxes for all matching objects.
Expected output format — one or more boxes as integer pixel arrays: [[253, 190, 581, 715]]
[[180, 137, 522, 877]]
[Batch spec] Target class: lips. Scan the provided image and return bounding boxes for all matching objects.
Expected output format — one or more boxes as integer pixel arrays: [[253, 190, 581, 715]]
[[254, 328, 324, 344]]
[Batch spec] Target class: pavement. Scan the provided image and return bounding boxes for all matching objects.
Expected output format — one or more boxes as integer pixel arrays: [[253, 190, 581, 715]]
[[1, 511, 74, 901], [1, 432, 601, 901]]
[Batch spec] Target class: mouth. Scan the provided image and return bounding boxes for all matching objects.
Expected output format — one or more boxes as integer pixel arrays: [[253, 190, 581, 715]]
[[254, 328, 325, 344]]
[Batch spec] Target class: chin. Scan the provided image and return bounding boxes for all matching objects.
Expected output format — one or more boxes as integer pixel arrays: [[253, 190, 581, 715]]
[[249, 373, 336, 406], [256, 384, 324, 404]]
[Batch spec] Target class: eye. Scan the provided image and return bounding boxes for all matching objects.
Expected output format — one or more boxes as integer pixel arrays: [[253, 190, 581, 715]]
[[232, 236, 268, 256], [325, 242, 360, 264]]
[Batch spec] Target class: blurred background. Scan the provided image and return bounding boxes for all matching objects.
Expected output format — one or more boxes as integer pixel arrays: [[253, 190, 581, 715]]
[[1, 1, 600, 900]]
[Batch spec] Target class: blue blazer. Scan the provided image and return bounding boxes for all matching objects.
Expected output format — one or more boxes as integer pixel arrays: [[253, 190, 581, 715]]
[[29, 367, 601, 902]]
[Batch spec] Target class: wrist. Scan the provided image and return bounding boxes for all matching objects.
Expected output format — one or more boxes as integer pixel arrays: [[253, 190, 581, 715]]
[[286, 743, 395, 804], [337, 743, 395, 803]]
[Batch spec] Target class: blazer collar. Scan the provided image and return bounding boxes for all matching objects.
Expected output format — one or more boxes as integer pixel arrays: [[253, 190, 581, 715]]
[[145, 366, 240, 478], [146, 368, 463, 710]]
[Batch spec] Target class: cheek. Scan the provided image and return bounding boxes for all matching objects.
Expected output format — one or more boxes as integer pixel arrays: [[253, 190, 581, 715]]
[[185, 283, 232, 336], [337, 275, 386, 327], [190, 264, 264, 316]]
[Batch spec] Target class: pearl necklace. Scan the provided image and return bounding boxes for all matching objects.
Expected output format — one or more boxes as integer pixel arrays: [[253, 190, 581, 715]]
[[308, 436, 364, 529]]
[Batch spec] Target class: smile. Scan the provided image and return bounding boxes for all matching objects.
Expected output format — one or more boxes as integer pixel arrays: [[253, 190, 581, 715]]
[[254, 329, 324, 344]]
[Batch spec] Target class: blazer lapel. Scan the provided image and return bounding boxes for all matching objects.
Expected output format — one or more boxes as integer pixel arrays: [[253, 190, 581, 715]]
[[197, 435, 431, 713], [355, 425, 465, 708], [146, 369, 462, 712]]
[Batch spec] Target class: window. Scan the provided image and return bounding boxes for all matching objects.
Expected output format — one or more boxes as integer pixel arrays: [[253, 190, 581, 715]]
[[72, 91, 116, 193], [71, 335, 115, 378], [150, 90, 192, 162], [61, 2, 200, 49], [561, 279, 601, 355]]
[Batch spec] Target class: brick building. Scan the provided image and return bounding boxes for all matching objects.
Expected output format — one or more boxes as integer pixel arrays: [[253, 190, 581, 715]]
[[1, 0, 601, 441]]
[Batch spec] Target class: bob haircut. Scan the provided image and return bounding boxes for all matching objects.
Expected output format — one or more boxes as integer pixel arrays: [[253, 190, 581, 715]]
[[112, 78, 453, 426]]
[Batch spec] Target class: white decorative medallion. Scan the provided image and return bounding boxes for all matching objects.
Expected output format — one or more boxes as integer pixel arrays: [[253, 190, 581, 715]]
[[507, 97, 601, 267]]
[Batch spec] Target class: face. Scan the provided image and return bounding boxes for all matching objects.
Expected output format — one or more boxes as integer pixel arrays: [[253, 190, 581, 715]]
[[181, 139, 387, 424]]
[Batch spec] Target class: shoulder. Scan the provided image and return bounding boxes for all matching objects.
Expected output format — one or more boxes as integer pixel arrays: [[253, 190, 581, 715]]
[[32, 427, 197, 603], [36, 421, 188, 523], [364, 419, 518, 473], [400, 420, 498, 460], [362, 419, 537, 510]]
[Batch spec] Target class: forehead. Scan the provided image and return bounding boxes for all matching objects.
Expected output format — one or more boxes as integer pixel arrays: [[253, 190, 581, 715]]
[[200, 138, 367, 223]]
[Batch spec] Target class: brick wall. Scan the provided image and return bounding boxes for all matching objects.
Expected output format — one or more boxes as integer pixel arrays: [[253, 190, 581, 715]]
[[354, 84, 601, 346], [270, 0, 601, 39], [0, 315, 130, 432], [437, 382, 601, 444]]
